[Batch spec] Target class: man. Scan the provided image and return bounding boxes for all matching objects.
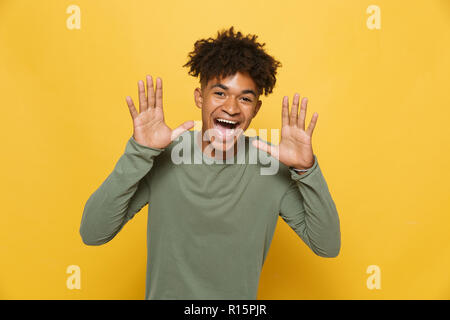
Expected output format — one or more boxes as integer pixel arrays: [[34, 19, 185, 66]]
[[80, 26, 341, 300]]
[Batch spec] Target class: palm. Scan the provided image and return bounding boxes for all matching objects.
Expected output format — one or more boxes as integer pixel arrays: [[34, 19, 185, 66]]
[[253, 94, 317, 170], [133, 107, 171, 149], [126, 75, 194, 149], [278, 124, 314, 168]]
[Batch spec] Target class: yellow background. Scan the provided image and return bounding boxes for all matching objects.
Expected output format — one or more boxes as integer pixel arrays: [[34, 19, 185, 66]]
[[1, 0, 449, 299]]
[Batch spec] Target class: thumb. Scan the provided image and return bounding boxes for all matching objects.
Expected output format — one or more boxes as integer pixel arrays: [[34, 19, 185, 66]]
[[252, 140, 279, 159], [171, 120, 195, 141]]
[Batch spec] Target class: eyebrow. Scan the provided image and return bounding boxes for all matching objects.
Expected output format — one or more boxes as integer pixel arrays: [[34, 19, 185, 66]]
[[210, 83, 257, 98]]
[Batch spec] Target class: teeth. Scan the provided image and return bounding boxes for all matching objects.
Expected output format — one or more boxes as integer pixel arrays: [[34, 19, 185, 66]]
[[216, 118, 238, 125]]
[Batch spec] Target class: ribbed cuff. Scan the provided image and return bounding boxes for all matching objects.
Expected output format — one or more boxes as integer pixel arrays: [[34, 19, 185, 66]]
[[126, 136, 165, 160]]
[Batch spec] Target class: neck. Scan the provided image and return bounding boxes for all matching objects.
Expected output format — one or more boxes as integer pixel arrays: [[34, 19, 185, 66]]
[[197, 128, 238, 161]]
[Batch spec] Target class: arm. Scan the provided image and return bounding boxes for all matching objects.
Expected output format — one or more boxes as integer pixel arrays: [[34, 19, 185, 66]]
[[279, 154, 341, 257], [80, 75, 194, 246], [79, 137, 163, 246], [253, 93, 340, 256]]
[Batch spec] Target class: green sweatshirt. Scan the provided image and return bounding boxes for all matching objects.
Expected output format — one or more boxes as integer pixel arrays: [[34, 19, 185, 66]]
[[80, 130, 341, 300]]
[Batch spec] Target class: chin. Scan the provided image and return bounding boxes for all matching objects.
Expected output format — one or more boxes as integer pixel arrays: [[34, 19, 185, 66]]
[[206, 126, 245, 153]]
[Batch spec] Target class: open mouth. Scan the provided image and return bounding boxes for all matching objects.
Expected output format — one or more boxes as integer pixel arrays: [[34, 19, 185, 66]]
[[213, 118, 241, 140]]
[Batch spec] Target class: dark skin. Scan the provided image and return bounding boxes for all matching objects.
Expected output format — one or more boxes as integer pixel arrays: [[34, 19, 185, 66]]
[[193, 71, 262, 159], [126, 76, 195, 149], [126, 72, 318, 171]]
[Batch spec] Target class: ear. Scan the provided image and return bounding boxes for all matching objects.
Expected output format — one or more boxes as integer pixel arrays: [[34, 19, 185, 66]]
[[252, 100, 262, 118], [194, 87, 203, 109]]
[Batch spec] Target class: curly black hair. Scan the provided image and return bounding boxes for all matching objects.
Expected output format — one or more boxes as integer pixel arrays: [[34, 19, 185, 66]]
[[183, 26, 282, 97]]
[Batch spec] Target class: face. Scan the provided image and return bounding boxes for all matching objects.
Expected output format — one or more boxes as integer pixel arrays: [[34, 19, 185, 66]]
[[194, 71, 262, 156]]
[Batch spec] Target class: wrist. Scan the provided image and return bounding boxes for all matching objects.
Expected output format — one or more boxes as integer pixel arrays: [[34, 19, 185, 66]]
[[292, 162, 314, 171], [291, 157, 315, 173], [291, 167, 308, 175]]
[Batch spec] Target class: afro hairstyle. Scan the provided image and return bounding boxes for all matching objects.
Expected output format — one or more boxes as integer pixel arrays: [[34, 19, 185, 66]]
[[183, 26, 282, 97]]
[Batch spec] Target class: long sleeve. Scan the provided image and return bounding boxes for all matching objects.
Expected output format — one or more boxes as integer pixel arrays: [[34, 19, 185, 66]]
[[279, 155, 341, 257], [79, 136, 164, 246]]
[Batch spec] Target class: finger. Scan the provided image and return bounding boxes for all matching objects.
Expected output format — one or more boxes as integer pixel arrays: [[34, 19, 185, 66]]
[[306, 112, 318, 136], [146, 75, 155, 108], [171, 120, 195, 141], [251, 140, 279, 159], [289, 93, 299, 126], [155, 77, 163, 109], [298, 97, 308, 130], [138, 80, 148, 113], [126, 96, 138, 119], [281, 96, 289, 127]]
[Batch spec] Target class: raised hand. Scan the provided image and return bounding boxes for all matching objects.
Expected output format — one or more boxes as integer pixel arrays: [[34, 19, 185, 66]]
[[126, 75, 194, 149], [252, 93, 317, 170]]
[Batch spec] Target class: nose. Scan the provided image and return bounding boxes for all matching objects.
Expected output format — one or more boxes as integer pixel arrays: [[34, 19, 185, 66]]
[[222, 97, 240, 116]]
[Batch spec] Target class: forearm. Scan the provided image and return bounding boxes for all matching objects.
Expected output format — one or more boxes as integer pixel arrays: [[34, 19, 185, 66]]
[[281, 155, 341, 257], [79, 136, 163, 245]]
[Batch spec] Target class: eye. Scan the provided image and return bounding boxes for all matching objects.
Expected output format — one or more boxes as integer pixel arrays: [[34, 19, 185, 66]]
[[214, 91, 224, 96], [242, 97, 252, 102]]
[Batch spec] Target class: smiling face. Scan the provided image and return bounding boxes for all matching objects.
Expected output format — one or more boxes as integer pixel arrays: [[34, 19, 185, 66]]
[[194, 71, 262, 157]]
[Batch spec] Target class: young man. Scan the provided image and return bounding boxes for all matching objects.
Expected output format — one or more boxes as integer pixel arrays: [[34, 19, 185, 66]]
[[80, 26, 341, 300]]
